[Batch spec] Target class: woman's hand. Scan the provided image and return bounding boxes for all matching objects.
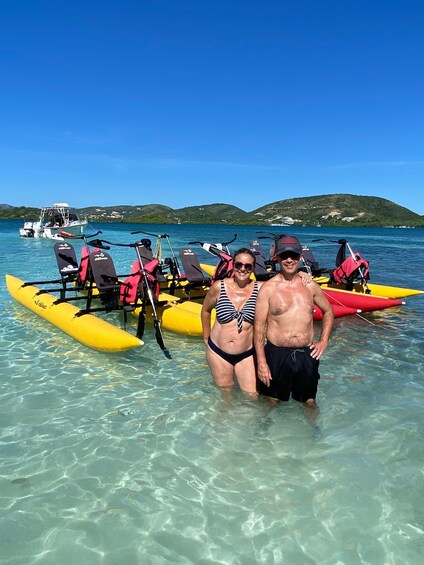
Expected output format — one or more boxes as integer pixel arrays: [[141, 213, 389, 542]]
[[298, 271, 313, 285]]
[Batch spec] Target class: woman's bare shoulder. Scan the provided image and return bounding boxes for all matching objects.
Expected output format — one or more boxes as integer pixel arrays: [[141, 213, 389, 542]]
[[209, 279, 223, 296]]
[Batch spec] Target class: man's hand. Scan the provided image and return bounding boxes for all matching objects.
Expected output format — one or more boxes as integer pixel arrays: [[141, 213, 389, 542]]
[[257, 362, 272, 386], [309, 340, 328, 360]]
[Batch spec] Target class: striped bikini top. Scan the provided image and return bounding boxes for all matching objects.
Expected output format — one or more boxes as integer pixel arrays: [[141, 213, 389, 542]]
[[215, 280, 259, 333]]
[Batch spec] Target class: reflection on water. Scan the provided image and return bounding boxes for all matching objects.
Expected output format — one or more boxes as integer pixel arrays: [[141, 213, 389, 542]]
[[1, 222, 424, 564]]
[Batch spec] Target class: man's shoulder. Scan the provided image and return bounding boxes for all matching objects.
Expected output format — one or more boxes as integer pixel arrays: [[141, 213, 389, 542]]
[[258, 276, 279, 291], [263, 275, 277, 284]]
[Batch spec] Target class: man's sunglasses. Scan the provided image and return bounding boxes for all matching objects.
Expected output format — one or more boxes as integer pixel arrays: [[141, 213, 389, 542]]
[[234, 261, 254, 272], [278, 251, 301, 260]]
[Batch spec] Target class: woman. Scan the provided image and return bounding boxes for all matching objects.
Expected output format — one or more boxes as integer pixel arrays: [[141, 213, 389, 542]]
[[201, 248, 261, 397]]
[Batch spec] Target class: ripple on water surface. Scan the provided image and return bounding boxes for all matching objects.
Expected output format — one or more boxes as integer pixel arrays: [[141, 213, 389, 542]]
[[1, 224, 424, 564]]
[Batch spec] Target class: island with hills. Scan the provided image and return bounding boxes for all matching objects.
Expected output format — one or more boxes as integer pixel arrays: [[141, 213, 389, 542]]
[[1, 194, 423, 228]]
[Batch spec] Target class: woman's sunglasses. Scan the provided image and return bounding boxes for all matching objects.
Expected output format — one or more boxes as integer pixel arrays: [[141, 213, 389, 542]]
[[234, 261, 254, 272]]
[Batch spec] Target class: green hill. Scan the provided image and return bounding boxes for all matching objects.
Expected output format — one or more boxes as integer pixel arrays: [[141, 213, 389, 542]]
[[249, 194, 424, 227], [78, 204, 175, 223], [1, 194, 423, 227]]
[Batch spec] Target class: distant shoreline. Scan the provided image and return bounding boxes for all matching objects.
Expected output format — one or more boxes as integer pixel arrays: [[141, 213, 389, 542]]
[[2, 218, 423, 230], [1, 194, 423, 227]]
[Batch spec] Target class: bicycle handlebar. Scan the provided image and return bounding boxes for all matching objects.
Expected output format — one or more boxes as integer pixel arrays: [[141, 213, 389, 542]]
[[188, 233, 237, 247], [62, 230, 102, 240], [131, 229, 170, 238], [87, 238, 137, 249]]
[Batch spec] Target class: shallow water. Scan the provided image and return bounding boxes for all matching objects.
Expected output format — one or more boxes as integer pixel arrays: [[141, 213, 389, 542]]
[[1, 221, 424, 564]]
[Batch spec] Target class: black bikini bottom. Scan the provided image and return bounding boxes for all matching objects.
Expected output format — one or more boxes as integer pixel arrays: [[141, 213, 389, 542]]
[[207, 336, 255, 366]]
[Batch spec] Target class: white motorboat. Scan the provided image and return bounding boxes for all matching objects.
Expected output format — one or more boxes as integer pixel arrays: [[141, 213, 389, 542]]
[[19, 203, 88, 240]]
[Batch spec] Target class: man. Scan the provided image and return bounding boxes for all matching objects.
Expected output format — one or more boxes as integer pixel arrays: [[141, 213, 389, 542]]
[[254, 236, 334, 406]]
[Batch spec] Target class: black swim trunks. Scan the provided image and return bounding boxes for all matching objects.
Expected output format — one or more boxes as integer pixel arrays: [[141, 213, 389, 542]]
[[258, 341, 320, 402]]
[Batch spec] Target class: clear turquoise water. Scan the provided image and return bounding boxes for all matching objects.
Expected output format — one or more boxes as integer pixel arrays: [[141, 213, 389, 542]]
[[1, 220, 423, 565]]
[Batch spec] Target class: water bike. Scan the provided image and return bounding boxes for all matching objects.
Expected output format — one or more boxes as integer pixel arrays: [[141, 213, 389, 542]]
[[84, 236, 218, 339], [7, 232, 162, 353]]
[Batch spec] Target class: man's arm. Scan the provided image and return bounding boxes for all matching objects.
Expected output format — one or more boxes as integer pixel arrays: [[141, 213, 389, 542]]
[[310, 283, 334, 360], [254, 284, 272, 386]]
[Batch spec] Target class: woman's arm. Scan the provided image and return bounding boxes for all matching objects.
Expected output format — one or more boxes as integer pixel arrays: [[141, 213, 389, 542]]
[[200, 282, 220, 341]]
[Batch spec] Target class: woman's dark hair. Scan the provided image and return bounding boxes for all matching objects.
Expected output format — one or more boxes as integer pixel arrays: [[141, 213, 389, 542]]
[[233, 247, 256, 265]]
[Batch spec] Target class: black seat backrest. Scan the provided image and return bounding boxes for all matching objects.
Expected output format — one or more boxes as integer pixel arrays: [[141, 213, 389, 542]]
[[89, 250, 120, 292], [135, 240, 168, 282], [249, 240, 267, 261], [300, 245, 329, 277], [179, 248, 211, 284], [86, 250, 121, 309], [301, 245, 320, 273], [135, 241, 155, 265], [54, 242, 79, 278], [249, 240, 276, 280], [249, 240, 271, 279], [335, 240, 347, 267]]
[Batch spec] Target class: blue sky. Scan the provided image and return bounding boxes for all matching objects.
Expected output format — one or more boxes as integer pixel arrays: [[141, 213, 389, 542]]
[[1, 0, 424, 214]]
